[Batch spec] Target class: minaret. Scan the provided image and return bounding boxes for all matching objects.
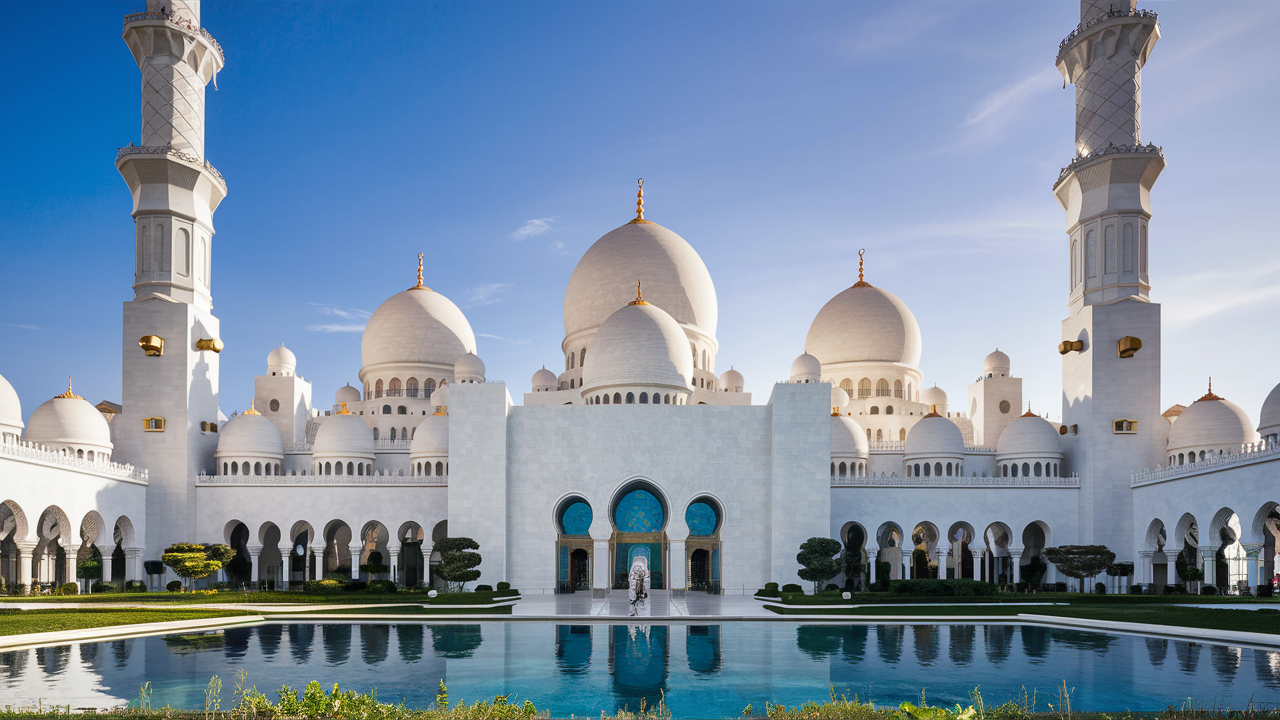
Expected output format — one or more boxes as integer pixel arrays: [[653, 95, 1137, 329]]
[[113, 1, 227, 565], [1055, 2, 1167, 560]]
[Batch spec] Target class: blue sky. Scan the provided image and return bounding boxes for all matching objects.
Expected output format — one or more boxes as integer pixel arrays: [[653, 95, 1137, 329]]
[[1, 1, 1278, 424]]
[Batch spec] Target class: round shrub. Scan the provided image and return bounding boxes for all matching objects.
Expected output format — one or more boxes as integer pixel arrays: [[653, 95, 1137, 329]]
[[765, 582, 779, 592], [1128, 584, 1145, 595], [166, 580, 182, 592], [93, 581, 119, 593], [58, 583, 78, 596], [824, 583, 840, 592], [1095, 582, 1107, 594], [366, 580, 397, 593], [124, 580, 147, 592], [315, 579, 343, 592], [496, 581, 511, 591], [475, 584, 493, 593], [781, 583, 803, 594]]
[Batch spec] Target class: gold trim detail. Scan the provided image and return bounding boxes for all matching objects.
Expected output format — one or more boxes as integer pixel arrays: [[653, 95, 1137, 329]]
[[628, 280, 649, 306], [1117, 335, 1141, 358], [336, 402, 352, 415], [1196, 378, 1222, 403], [410, 252, 432, 291], [55, 378, 83, 400], [142, 417, 165, 432], [628, 178, 655, 225], [924, 404, 941, 418], [243, 399, 261, 416], [852, 248, 872, 288], [139, 335, 165, 356], [1021, 402, 1036, 418], [195, 337, 223, 353]]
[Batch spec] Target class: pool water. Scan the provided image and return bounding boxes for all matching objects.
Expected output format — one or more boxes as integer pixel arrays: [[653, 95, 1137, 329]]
[[3, 622, 1279, 717]]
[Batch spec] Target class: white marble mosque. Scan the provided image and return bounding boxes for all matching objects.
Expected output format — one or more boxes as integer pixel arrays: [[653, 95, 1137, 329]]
[[2, 0, 1279, 598]]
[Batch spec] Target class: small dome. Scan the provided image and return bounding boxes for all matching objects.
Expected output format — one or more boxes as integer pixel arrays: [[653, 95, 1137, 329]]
[[455, 352, 486, 383], [905, 415, 965, 457], [831, 387, 850, 411], [216, 410, 284, 458], [409, 415, 448, 455], [532, 367, 558, 392], [1168, 387, 1257, 455], [361, 286, 476, 374], [790, 353, 821, 383], [267, 344, 297, 375], [805, 283, 922, 367], [996, 414, 1062, 458], [24, 382, 112, 453], [432, 383, 450, 413], [581, 301, 693, 394], [312, 412, 375, 456], [335, 384, 361, 405], [984, 349, 1010, 376], [1259, 381, 1280, 439], [719, 368, 744, 393], [920, 385, 948, 408], [564, 220, 718, 341], [831, 415, 869, 457], [0, 371, 23, 434]]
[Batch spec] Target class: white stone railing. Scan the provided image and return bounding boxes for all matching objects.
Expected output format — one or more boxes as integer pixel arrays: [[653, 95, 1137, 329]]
[[1131, 440, 1280, 487], [116, 144, 226, 190], [0, 439, 147, 483], [283, 443, 312, 452], [123, 10, 225, 63], [374, 439, 412, 450], [868, 441, 905, 452], [196, 472, 445, 486], [832, 473, 1078, 488], [966, 446, 996, 454], [1056, 142, 1164, 185], [1058, 7, 1158, 52]]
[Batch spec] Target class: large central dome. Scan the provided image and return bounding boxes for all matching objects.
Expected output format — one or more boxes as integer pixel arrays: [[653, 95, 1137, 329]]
[[805, 282, 922, 367], [564, 220, 717, 341], [361, 285, 477, 373]]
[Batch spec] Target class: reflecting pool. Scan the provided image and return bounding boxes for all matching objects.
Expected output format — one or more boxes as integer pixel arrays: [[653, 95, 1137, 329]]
[[3, 622, 1280, 717]]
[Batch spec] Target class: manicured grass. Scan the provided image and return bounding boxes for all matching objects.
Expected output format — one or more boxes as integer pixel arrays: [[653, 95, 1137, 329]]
[[0, 589, 523, 606], [305, 605, 514, 615], [0, 608, 254, 637]]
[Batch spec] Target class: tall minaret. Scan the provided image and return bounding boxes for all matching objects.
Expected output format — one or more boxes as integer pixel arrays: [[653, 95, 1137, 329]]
[[1054, 2, 1167, 560], [113, 0, 227, 565]]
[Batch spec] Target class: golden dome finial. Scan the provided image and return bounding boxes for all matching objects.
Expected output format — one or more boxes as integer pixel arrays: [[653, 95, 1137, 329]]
[[629, 280, 650, 306], [1197, 377, 1222, 402], [628, 178, 654, 225], [410, 252, 431, 291], [337, 402, 352, 415], [853, 248, 872, 288], [55, 377, 83, 400], [244, 398, 261, 416], [1021, 402, 1036, 418]]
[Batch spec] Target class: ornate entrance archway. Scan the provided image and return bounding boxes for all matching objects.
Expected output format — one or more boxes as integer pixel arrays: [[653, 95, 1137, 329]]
[[555, 496, 593, 593], [685, 497, 722, 593], [610, 481, 668, 590]]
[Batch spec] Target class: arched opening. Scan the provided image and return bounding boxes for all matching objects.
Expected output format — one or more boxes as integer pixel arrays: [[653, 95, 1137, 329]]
[[945, 522, 976, 579], [398, 522, 426, 588], [357, 521, 391, 581], [290, 521, 316, 586], [1210, 508, 1247, 592], [875, 522, 904, 581], [857, 378, 872, 399], [323, 520, 353, 577], [1020, 521, 1050, 589], [224, 520, 251, 587], [1145, 518, 1168, 590], [685, 497, 722, 593], [610, 481, 669, 590], [1173, 513, 1200, 591], [555, 496, 593, 593], [840, 522, 869, 591], [983, 523, 1012, 585], [911, 522, 939, 578]]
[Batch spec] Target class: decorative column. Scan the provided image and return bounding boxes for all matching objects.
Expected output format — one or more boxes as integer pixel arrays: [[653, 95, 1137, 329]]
[[1010, 549, 1023, 584], [125, 548, 143, 583], [668, 541, 686, 592], [1200, 545, 1217, 587], [247, 544, 262, 588], [1242, 544, 1263, 592], [388, 544, 401, 586], [99, 549, 113, 591], [277, 543, 291, 587], [869, 550, 879, 584], [936, 547, 950, 580], [420, 544, 431, 588], [1138, 551, 1154, 587], [64, 544, 80, 587], [348, 543, 363, 581], [311, 544, 325, 581], [592, 539, 610, 594]]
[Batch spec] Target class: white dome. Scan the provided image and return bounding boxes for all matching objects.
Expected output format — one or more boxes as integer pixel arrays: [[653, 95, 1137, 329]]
[[0, 372, 22, 434], [905, 414, 965, 457], [267, 344, 297, 374], [1168, 390, 1257, 455], [831, 387, 850, 411], [432, 383, 450, 411], [790, 353, 822, 383], [455, 352, 485, 383], [805, 283, 922, 367], [409, 415, 448, 455], [1259, 381, 1280, 439], [216, 410, 284, 458], [996, 413, 1062, 458], [831, 415, 869, 457], [312, 412, 375, 456], [361, 286, 477, 374], [564, 221, 717, 341], [532, 367, 558, 392], [920, 385, 948, 408], [581, 301, 694, 394], [984, 349, 1010, 375], [335, 384, 361, 405], [719, 368, 744, 393], [24, 384, 112, 453]]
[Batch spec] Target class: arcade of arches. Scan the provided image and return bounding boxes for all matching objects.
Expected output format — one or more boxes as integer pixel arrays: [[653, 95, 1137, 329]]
[[839, 519, 1054, 587], [0, 500, 141, 591]]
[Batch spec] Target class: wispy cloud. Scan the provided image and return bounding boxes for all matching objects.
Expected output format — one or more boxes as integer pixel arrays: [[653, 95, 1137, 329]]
[[551, 240, 565, 250], [2, 323, 40, 330], [1163, 259, 1280, 328], [477, 332, 533, 346], [953, 68, 1059, 152], [841, 4, 959, 58], [510, 217, 555, 241], [307, 304, 371, 333], [464, 283, 511, 307]]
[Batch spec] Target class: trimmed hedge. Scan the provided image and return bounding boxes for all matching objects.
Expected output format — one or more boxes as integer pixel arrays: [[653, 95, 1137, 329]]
[[890, 579, 999, 597]]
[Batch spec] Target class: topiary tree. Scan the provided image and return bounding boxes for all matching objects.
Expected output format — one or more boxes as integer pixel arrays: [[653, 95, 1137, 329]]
[[162, 542, 236, 590], [1175, 551, 1203, 591], [1043, 545, 1115, 592], [1024, 555, 1048, 586], [435, 537, 482, 592], [796, 537, 842, 594]]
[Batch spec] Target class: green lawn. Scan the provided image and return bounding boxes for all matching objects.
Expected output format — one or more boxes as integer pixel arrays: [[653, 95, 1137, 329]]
[[0, 589, 521, 605], [0, 608, 255, 637], [304, 605, 514, 615]]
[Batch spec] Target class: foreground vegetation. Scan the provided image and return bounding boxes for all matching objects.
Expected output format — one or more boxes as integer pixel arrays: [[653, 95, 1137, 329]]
[[0, 608, 254, 637], [0, 587, 520, 606]]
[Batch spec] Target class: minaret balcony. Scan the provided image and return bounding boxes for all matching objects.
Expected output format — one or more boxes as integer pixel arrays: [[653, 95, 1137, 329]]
[[123, 10, 224, 66]]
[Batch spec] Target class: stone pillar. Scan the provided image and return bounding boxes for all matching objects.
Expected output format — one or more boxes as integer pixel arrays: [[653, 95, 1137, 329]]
[[869, 550, 879, 584], [592, 539, 610, 594], [311, 544, 325, 581], [64, 544, 80, 587], [99, 550, 113, 591], [1200, 545, 1217, 587], [421, 544, 431, 588], [349, 543, 363, 581], [247, 544, 263, 588], [278, 544, 291, 586], [1010, 549, 1023, 584], [125, 548, 143, 583], [936, 547, 950, 580], [668, 541, 686, 591], [388, 545, 401, 586]]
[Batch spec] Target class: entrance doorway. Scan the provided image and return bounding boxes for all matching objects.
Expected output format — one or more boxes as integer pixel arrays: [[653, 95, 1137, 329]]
[[689, 549, 709, 590], [570, 549, 590, 590]]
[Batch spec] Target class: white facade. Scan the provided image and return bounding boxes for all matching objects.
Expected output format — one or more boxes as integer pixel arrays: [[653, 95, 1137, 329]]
[[4, 0, 1280, 598]]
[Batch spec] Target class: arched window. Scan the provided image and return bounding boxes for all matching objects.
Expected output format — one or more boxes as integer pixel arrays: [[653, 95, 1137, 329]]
[[1086, 229, 1097, 278], [945, 462, 952, 476], [886, 405, 894, 415], [357, 463, 363, 476], [626, 392, 635, 404], [325, 462, 332, 475], [570, 352, 575, 369], [1001, 464, 1007, 477], [387, 378, 401, 397], [1034, 461, 1042, 477], [613, 393, 622, 404], [839, 462, 847, 478], [373, 427, 379, 440], [1011, 463, 1018, 477], [923, 462, 931, 477], [876, 429, 883, 441], [382, 405, 391, 414], [639, 392, 648, 404], [436, 461, 444, 475], [866, 428, 871, 441], [254, 461, 262, 475], [570, 378, 576, 389], [914, 463, 921, 477], [402, 427, 408, 439], [932, 462, 941, 476], [870, 406, 880, 415], [347, 462, 354, 475], [1140, 225, 1148, 273], [390, 427, 397, 441], [375, 379, 383, 398], [1122, 223, 1134, 273], [664, 394, 671, 404], [336, 462, 344, 476], [858, 378, 872, 399], [603, 394, 610, 405], [1021, 462, 1030, 477], [242, 461, 250, 475], [397, 406, 406, 415], [230, 461, 238, 476], [876, 379, 890, 397], [1104, 224, 1116, 273], [580, 348, 586, 367], [222, 462, 228, 475], [894, 380, 903, 398], [1071, 238, 1079, 288], [905, 464, 912, 477], [899, 428, 906, 441], [406, 378, 419, 398], [840, 378, 853, 395]]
